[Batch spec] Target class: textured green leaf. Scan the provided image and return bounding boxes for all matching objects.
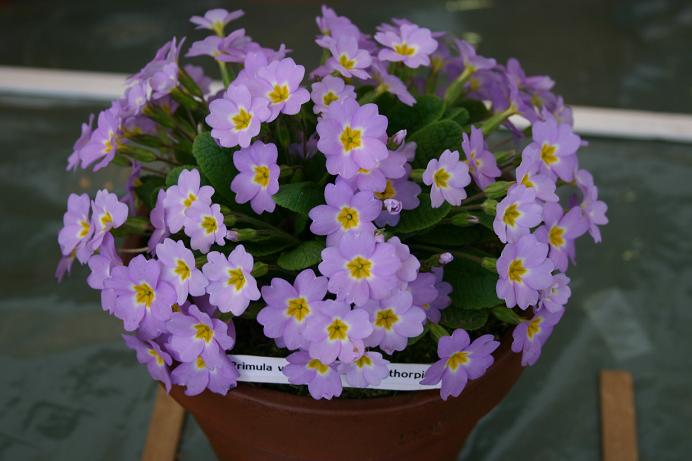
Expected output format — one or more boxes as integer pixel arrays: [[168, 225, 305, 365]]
[[242, 240, 295, 257], [277, 240, 325, 271], [443, 107, 470, 127], [409, 120, 463, 168], [377, 93, 445, 135], [393, 194, 451, 234], [192, 132, 237, 205], [273, 182, 324, 215], [444, 259, 501, 310], [134, 175, 165, 210], [457, 99, 492, 124], [440, 307, 490, 331], [413, 225, 492, 247]]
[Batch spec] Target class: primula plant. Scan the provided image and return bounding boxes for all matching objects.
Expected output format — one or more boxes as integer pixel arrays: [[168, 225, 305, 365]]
[[57, 6, 608, 401]]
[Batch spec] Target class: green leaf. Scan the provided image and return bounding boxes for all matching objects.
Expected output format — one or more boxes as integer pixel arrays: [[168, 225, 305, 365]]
[[409, 120, 463, 168], [273, 182, 324, 215], [441, 307, 490, 331], [491, 306, 522, 325], [134, 175, 165, 210], [277, 240, 325, 271], [394, 194, 451, 234], [444, 259, 501, 310], [165, 165, 199, 187], [377, 94, 445, 135], [413, 225, 493, 247], [457, 99, 491, 124], [443, 107, 470, 127], [242, 240, 295, 257], [192, 132, 237, 205]]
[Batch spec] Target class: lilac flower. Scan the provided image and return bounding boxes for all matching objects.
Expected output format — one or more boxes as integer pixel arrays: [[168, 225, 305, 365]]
[[523, 116, 581, 181], [421, 329, 499, 400], [256, 58, 310, 121], [388, 236, 420, 284], [135, 37, 184, 99], [257, 269, 328, 350], [427, 267, 452, 323], [88, 190, 128, 251], [534, 203, 588, 272], [316, 98, 388, 178], [375, 23, 438, 68], [217, 29, 261, 64], [423, 149, 472, 208], [325, 35, 372, 80], [309, 179, 380, 245], [461, 127, 501, 190], [512, 309, 563, 366], [282, 350, 342, 400], [183, 203, 227, 253], [66, 114, 94, 171], [310, 76, 356, 115], [123, 334, 173, 391], [374, 178, 421, 227], [316, 5, 359, 38], [106, 255, 176, 338], [58, 193, 93, 264], [156, 239, 208, 304], [409, 271, 438, 317], [304, 300, 373, 363], [539, 273, 571, 313], [206, 84, 270, 148], [172, 352, 238, 396], [370, 62, 415, 106], [190, 8, 244, 35], [202, 245, 260, 315], [319, 232, 401, 306], [167, 304, 234, 362], [346, 148, 407, 193], [506, 58, 555, 114], [515, 152, 559, 202], [184, 64, 212, 95], [363, 290, 426, 354], [496, 234, 554, 309], [338, 351, 390, 388], [230, 141, 280, 215], [163, 168, 214, 234], [186, 36, 225, 60], [87, 233, 122, 313], [80, 106, 121, 171], [453, 39, 497, 75], [493, 185, 543, 243], [575, 169, 608, 243], [148, 190, 169, 253]]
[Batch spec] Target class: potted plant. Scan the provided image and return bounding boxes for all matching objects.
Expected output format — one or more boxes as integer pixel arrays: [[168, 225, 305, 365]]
[[56, 6, 608, 461]]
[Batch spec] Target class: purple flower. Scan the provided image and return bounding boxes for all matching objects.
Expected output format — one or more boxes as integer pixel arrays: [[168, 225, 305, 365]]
[[66, 114, 94, 171], [575, 169, 608, 243], [256, 58, 310, 121], [309, 179, 381, 245], [428, 267, 452, 323], [304, 300, 373, 363], [148, 189, 169, 253], [80, 106, 121, 171], [315, 5, 359, 38], [135, 37, 184, 99], [172, 352, 238, 396], [493, 185, 543, 243], [534, 203, 588, 272], [539, 273, 570, 313], [310, 76, 356, 115], [496, 234, 554, 309], [523, 116, 580, 181], [453, 39, 496, 73], [389, 236, 420, 284], [89, 190, 128, 251], [409, 271, 438, 318], [190, 8, 244, 35], [325, 35, 372, 80], [282, 350, 342, 400], [338, 351, 389, 388], [512, 309, 563, 366], [123, 334, 173, 391], [316, 98, 388, 179], [515, 152, 559, 202], [183, 203, 227, 253], [363, 290, 426, 354], [187, 36, 225, 60], [374, 178, 421, 227], [163, 168, 214, 234], [167, 304, 234, 362], [58, 193, 93, 263], [319, 232, 401, 306], [156, 239, 208, 304], [257, 269, 328, 350], [106, 255, 176, 338], [87, 233, 122, 313], [206, 84, 270, 149], [345, 148, 407, 193], [375, 23, 438, 68], [184, 64, 212, 95], [230, 141, 280, 214], [461, 127, 501, 190], [202, 245, 260, 315], [421, 329, 499, 400], [423, 149, 472, 208], [370, 61, 415, 106]]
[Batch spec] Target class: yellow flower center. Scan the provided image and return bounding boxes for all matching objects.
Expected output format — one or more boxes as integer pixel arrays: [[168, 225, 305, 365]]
[[201, 215, 218, 235], [172, 304, 181, 313], [286, 297, 311, 322], [433, 168, 450, 189], [104, 134, 115, 154], [327, 318, 349, 341], [446, 351, 470, 371], [268, 83, 290, 104], [339, 125, 362, 153], [374, 180, 396, 200], [336, 206, 360, 230], [183, 192, 197, 208], [253, 165, 271, 188], [502, 203, 521, 227], [355, 354, 373, 368], [346, 256, 372, 280], [540, 143, 558, 165], [147, 348, 164, 366], [307, 358, 330, 375], [508, 258, 527, 283], [227, 268, 246, 291], [78, 219, 90, 238], [174, 259, 191, 281], [520, 174, 535, 188], [338, 53, 356, 70], [195, 356, 206, 369], [549, 225, 566, 248], [133, 282, 155, 308], [194, 323, 214, 343], [100, 212, 113, 229], [469, 78, 481, 92], [231, 107, 253, 131], [527, 316, 543, 340], [375, 308, 399, 331], [394, 42, 417, 56], [323, 91, 339, 106]]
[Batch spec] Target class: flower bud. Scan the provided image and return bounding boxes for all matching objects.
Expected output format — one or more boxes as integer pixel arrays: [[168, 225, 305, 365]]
[[481, 257, 498, 273], [483, 181, 513, 199], [384, 199, 402, 215], [438, 252, 454, 265], [387, 129, 407, 150], [481, 199, 497, 216], [450, 212, 480, 227]]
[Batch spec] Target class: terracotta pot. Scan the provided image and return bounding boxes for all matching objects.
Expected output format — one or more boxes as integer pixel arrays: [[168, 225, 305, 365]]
[[170, 335, 522, 461]]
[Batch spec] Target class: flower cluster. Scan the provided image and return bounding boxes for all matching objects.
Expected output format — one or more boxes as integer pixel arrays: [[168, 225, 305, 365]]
[[58, 6, 606, 400]]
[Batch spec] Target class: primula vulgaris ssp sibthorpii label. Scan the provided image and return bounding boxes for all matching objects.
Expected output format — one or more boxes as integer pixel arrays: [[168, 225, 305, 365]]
[[57, 5, 608, 401]]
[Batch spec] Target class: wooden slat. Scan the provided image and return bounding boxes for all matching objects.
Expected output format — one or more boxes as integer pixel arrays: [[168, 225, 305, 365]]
[[140, 387, 186, 461], [600, 370, 639, 461]]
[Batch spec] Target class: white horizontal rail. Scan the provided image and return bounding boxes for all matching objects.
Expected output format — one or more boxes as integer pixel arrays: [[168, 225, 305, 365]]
[[1, 66, 691, 143]]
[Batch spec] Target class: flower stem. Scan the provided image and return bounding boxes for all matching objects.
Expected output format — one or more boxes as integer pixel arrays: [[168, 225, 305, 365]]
[[218, 61, 232, 87]]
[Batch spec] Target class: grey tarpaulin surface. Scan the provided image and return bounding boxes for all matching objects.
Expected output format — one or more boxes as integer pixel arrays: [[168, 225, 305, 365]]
[[1, 0, 691, 460]]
